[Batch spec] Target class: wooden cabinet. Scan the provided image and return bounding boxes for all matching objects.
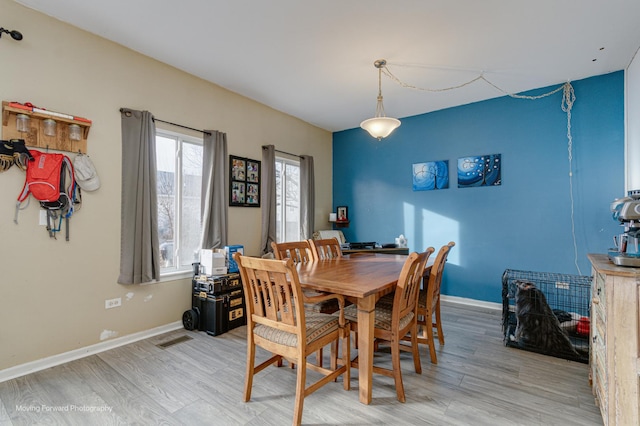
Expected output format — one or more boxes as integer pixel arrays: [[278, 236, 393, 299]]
[[2, 101, 91, 153], [587, 253, 640, 426]]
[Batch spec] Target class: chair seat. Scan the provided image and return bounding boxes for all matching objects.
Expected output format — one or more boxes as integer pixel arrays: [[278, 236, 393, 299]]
[[382, 288, 428, 310], [307, 299, 341, 314], [307, 298, 354, 314], [377, 293, 394, 309], [254, 311, 340, 347], [342, 303, 414, 331]]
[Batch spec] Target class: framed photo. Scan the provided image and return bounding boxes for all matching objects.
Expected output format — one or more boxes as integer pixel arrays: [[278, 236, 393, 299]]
[[230, 155, 260, 207], [336, 206, 348, 222]]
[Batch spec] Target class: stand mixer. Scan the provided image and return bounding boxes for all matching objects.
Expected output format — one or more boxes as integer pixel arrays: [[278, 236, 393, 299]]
[[609, 190, 640, 267]]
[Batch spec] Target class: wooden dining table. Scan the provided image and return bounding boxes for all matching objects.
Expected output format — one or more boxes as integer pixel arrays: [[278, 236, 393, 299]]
[[296, 252, 431, 404]]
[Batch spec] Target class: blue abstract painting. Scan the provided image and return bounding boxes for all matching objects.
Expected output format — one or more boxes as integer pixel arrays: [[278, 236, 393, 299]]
[[413, 160, 449, 191], [457, 154, 501, 188]]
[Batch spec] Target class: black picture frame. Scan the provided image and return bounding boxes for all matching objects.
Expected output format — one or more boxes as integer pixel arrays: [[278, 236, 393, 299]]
[[336, 205, 348, 222], [230, 155, 261, 207]]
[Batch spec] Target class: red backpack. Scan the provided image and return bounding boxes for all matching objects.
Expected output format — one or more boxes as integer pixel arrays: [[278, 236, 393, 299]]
[[15, 150, 79, 240]]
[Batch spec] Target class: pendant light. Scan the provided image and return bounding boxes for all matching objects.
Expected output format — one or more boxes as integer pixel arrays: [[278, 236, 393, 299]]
[[360, 59, 401, 140]]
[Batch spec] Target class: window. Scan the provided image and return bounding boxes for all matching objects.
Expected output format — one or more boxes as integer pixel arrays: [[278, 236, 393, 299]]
[[156, 130, 203, 274], [275, 156, 300, 242]]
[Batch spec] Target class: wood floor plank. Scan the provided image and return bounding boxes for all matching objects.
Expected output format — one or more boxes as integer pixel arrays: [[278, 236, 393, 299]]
[[0, 395, 11, 425], [0, 301, 603, 425]]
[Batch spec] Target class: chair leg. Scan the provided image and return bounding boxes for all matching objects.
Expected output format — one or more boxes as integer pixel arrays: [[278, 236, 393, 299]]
[[330, 340, 337, 372], [316, 348, 323, 367], [293, 357, 307, 426], [435, 302, 445, 345], [244, 341, 256, 402], [410, 325, 422, 374], [341, 327, 351, 390], [390, 339, 406, 403], [426, 315, 438, 364]]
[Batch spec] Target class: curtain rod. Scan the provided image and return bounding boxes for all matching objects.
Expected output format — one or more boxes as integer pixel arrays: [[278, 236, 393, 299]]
[[153, 118, 211, 136], [119, 109, 212, 136], [275, 149, 302, 159]]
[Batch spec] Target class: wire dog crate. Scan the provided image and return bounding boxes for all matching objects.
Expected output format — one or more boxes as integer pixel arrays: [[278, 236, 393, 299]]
[[502, 269, 591, 363]]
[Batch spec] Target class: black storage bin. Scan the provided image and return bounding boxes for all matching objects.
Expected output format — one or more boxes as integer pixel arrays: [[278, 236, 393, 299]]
[[191, 288, 246, 336], [502, 269, 591, 363], [192, 292, 226, 336], [184, 273, 246, 336]]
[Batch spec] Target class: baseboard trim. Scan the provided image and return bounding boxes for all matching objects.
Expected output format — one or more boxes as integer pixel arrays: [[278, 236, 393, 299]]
[[0, 321, 183, 383], [442, 294, 501, 311]]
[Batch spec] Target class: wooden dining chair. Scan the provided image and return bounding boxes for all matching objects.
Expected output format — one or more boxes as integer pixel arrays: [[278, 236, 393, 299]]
[[413, 241, 455, 364], [273, 239, 343, 315], [309, 237, 343, 260], [272, 239, 337, 365], [307, 237, 345, 317], [343, 248, 433, 403], [233, 253, 350, 426], [271, 240, 314, 264]]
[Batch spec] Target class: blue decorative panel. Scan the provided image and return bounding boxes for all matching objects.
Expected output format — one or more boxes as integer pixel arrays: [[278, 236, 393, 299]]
[[457, 154, 501, 187], [413, 160, 449, 191]]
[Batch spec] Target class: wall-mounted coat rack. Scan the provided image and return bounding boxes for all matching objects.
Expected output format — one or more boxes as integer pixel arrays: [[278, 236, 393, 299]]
[[2, 101, 92, 153]]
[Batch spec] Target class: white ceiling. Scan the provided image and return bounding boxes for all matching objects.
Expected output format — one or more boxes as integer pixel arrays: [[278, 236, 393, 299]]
[[14, 0, 640, 132]]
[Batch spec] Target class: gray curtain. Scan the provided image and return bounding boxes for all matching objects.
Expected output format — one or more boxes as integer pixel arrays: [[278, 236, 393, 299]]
[[118, 108, 160, 284], [300, 155, 315, 239], [199, 130, 228, 249], [260, 145, 276, 255]]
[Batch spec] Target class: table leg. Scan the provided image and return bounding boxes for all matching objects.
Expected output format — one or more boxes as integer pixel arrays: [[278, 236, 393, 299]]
[[357, 295, 376, 404]]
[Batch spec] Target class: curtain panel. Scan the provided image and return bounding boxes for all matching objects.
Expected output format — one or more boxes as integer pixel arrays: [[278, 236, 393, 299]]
[[199, 130, 228, 250], [260, 145, 276, 255], [118, 108, 160, 284], [300, 155, 315, 239]]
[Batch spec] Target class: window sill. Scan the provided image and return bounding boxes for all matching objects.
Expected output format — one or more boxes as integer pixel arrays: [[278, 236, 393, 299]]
[[158, 269, 192, 283]]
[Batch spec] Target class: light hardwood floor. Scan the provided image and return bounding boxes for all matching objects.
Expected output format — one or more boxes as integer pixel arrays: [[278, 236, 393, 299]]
[[0, 302, 603, 425]]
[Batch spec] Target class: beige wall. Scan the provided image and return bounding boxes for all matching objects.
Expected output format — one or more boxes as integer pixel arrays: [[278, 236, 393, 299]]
[[0, 0, 332, 371]]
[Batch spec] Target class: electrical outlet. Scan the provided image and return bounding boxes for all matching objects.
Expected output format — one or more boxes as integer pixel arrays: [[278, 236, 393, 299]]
[[39, 210, 48, 226], [105, 297, 122, 309], [555, 281, 570, 290]]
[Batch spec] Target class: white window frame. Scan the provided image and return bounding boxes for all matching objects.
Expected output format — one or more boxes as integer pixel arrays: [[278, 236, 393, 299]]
[[156, 129, 203, 278], [275, 156, 301, 243]]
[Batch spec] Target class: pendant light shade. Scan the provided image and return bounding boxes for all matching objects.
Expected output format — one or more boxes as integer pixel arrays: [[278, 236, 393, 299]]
[[360, 59, 400, 140], [360, 116, 401, 140]]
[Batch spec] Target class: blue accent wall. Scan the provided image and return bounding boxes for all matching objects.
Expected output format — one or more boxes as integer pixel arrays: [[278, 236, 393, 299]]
[[333, 71, 625, 303]]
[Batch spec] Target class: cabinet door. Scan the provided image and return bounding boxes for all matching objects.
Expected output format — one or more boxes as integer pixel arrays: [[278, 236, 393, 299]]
[[590, 271, 607, 414], [608, 275, 639, 426]]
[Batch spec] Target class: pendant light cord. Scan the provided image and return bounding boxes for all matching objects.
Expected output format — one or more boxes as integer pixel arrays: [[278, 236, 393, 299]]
[[561, 83, 581, 274], [382, 61, 582, 274]]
